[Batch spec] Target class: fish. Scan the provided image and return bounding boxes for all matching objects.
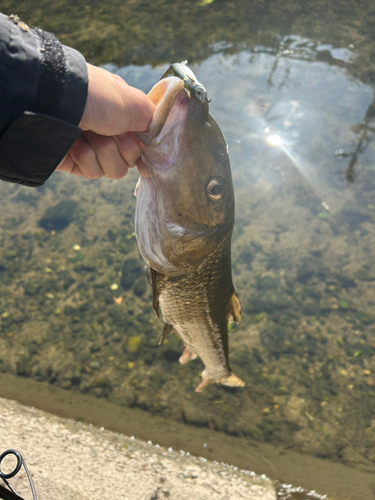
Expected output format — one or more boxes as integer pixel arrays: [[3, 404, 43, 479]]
[[135, 62, 244, 392]]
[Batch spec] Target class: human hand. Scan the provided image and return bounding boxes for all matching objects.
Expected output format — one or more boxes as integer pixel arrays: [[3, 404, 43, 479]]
[[56, 63, 154, 179]]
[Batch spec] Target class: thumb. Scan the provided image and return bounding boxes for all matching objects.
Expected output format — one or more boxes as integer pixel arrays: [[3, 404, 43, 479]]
[[79, 64, 155, 135]]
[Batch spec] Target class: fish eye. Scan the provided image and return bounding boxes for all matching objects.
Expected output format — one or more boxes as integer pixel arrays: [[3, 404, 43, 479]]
[[207, 179, 224, 200]]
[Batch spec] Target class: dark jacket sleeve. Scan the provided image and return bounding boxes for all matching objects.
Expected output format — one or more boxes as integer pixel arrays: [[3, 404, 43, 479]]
[[0, 13, 88, 187]]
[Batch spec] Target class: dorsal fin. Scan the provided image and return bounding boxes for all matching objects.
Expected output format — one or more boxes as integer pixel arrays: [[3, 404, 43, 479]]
[[145, 265, 160, 318], [227, 291, 241, 323], [159, 323, 173, 345]]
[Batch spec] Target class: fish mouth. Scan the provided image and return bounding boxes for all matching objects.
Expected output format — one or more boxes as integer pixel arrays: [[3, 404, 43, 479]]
[[137, 77, 190, 151]]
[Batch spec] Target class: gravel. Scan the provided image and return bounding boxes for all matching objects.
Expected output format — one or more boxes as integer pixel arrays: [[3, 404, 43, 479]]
[[0, 398, 276, 500]]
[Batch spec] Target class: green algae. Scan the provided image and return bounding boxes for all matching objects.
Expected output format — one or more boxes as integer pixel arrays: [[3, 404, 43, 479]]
[[126, 336, 143, 354]]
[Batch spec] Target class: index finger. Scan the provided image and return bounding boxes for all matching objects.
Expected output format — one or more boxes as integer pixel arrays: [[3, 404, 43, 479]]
[[121, 84, 156, 133]]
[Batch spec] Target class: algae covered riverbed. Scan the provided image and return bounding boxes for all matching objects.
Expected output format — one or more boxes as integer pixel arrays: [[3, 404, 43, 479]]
[[1, 1, 375, 499]]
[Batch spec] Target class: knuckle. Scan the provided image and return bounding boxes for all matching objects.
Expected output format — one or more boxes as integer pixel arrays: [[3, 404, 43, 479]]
[[85, 168, 104, 180], [113, 74, 126, 86], [74, 140, 95, 163]]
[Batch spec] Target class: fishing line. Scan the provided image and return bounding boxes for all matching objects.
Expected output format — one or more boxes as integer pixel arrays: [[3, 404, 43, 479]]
[[0, 449, 38, 500]]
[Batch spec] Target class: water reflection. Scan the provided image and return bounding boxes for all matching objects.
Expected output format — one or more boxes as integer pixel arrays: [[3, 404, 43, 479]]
[[1, 2, 375, 497]]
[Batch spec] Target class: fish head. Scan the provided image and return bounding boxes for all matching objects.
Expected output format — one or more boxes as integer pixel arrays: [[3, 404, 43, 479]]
[[135, 76, 234, 276]]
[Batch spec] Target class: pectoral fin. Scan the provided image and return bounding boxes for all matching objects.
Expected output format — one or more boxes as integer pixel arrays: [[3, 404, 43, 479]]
[[227, 291, 242, 323], [159, 323, 173, 345], [179, 347, 197, 364], [145, 265, 160, 318]]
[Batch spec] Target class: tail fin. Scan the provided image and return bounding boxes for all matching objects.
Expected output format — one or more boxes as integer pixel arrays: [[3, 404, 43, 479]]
[[220, 372, 245, 388], [195, 370, 245, 392]]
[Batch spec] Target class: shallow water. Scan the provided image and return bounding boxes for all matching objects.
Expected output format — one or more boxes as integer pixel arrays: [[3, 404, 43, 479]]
[[1, 1, 375, 499]]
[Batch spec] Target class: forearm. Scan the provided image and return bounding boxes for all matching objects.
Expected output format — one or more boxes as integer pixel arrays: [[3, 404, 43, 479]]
[[0, 13, 88, 187]]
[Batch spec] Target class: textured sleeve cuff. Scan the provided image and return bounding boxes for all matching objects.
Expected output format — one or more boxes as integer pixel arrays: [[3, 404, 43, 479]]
[[60, 45, 88, 125], [0, 111, 82, 187], [0, 15, 89, 187], [32, 27, 88, 126]]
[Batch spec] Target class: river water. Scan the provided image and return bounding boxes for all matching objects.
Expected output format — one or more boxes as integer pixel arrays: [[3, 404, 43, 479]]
[[1, 1, 375, 499]]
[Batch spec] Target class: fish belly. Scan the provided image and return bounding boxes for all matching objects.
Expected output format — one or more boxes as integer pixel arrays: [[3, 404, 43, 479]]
[[159, 292, 230, 381]]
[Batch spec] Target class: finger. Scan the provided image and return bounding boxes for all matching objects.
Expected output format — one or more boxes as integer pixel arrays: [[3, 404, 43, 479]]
[[80, 65, 156, 135], [56, 153, 86, 177], [56, 153, 68, 171], [114, 132, 142, 169], [136, 158, 150, 178], [84, 131, 129, 180], [120, 84, 156, 132], [68, 136, 104, 179]]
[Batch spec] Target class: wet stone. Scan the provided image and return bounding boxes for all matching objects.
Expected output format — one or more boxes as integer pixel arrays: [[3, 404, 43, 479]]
[[121, 258, 143, 290], [64, 305, 76, 315], [39, 200, 78, 231], [296, 257, 327, 284], [107, 229, 118, 241], [256, 275, 280, 291], [357, 269, 375, 281], [356, 312, 375, 325], [261, 291, 292, 312], [302, 299, 318, 315], [237, 248, 254, 270], [260, 324, 287, 357], [24, 282, 41, 296], [133, 276, 147, 296]]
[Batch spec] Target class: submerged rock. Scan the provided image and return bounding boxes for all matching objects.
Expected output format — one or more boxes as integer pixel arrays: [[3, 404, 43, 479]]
[[296, 257, 328, 284], [39, 200, 77, 231], [24, 282, 41, 296], [120, 258, 143, 290], [302, 299, 318, 315], [133, 277, 147, 296]]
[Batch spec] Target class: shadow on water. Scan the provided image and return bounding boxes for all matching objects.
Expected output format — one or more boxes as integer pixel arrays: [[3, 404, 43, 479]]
[[1, 1, 375, 499]]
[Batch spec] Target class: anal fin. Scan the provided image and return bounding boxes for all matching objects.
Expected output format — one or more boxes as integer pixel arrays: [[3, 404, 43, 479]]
[[195, 371, 212, 393], [179, 347, 197, 364], [227, 291, 242, 323], [145, 265, 160, 318], [159, 323, 173, 345]]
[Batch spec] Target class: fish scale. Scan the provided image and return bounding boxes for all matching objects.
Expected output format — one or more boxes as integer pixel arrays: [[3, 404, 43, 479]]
[[155, 234, 241, 390]]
